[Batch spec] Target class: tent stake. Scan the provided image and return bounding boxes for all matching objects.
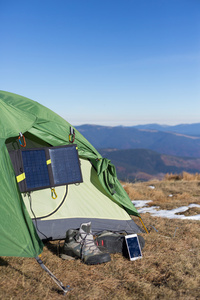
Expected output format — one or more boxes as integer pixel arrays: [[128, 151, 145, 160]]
[[138, 217, 149, 234], [35, 256, 71, 295]]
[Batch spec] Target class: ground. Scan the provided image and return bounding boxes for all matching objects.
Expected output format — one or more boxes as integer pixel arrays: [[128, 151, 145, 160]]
[[0, 177, 200, 299]]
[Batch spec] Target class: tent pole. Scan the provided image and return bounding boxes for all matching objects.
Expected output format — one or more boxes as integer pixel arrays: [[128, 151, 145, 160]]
[[138, 217, 149, 234], [35, 256, 70, 295]]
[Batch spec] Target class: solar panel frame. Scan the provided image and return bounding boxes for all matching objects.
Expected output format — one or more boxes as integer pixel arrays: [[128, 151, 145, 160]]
[[9, 144, 83, 192]]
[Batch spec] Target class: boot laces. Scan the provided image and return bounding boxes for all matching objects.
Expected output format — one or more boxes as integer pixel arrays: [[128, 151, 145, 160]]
[[76, 233, 100, 260]]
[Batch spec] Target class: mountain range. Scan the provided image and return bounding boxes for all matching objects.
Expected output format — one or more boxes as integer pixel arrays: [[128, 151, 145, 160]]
[[133, 123, 200, 137], [75, 123, 200, 181], [76, 124, 200, 158], [99, 148, 200, 182]]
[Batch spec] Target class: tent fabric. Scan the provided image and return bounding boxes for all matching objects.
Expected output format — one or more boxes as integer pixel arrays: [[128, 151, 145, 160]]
[[33, 219, 141, 241], [0, 90, 140, 258], [22, 158, 142, 240], [0, 138, 43, 257]]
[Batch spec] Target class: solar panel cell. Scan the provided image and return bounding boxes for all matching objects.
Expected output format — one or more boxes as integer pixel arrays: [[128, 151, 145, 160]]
[[49, 146, 82, 185], [22, 150, 50, 189]]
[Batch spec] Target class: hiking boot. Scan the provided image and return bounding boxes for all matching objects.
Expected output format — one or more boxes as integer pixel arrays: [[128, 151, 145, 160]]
[[65, 229, 78, 244], [62, 222, 111, 265]]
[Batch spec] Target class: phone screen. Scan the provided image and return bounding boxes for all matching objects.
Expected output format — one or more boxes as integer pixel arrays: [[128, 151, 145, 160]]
[[126, 236, 142, 260]]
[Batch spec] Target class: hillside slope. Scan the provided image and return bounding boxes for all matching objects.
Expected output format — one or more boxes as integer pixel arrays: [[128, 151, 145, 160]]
[[99, 148, 200, 181], [76, 125, 200, 158], [133, 123, 200, 137]]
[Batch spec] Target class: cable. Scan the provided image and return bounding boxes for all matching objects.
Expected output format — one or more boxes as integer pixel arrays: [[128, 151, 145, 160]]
[[27, 186, 68, 240], [28, 192, 48, 240], [34, 186, 68, 220]]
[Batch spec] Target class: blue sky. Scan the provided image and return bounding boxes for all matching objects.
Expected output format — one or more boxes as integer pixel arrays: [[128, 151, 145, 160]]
[[1, 0, 200, 126]]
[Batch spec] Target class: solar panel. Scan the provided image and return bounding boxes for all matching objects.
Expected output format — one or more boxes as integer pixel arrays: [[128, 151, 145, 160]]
[[22, 149, 50, 190], [49, 146, 82, 185], [9, 145, 83, 192]]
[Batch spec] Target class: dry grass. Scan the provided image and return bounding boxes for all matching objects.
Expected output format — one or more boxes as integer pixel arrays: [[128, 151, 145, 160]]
[[124, 178, 200, 210], [1, 179, 200, 300], [164, 172, 200, 181]]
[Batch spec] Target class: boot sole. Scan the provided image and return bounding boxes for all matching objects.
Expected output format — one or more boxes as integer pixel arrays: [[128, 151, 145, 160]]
[[60, 254, 75, 260], [64, 247, 111, 265], [63, 248, 81, 259], [84, 253, 111, 265]]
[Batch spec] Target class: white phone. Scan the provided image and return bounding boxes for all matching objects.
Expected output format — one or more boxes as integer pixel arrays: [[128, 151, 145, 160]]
[[125, 234, 142, 261]]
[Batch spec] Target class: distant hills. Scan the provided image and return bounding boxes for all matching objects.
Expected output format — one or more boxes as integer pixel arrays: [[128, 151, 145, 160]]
[[76, 123, 200, 181], [99, 148, 200, 182], [133, 123, 200, 137], [76, 124, 200, 158]]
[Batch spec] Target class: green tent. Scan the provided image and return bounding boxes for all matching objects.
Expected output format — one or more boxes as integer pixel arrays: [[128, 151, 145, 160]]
[[0, 90, 141, 258]]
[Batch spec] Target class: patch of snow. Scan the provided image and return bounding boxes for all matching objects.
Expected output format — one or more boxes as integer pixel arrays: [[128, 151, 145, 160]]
[[185, 215, 200, 220], [138, 206, 160, 213], [148, 185, 155, 189], [188, 203, 200, 208], [132, 200, 152, 208], [132, 200, 200, 220], [169, 206, 189, 214]]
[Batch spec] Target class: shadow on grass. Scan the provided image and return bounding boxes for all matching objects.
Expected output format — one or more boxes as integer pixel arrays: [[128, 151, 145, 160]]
[[0, 257, 9, 267], [44, 240, 64, 257]]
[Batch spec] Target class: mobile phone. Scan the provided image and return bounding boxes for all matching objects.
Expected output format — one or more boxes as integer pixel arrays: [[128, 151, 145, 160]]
[[125, 234, 142, 261]]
